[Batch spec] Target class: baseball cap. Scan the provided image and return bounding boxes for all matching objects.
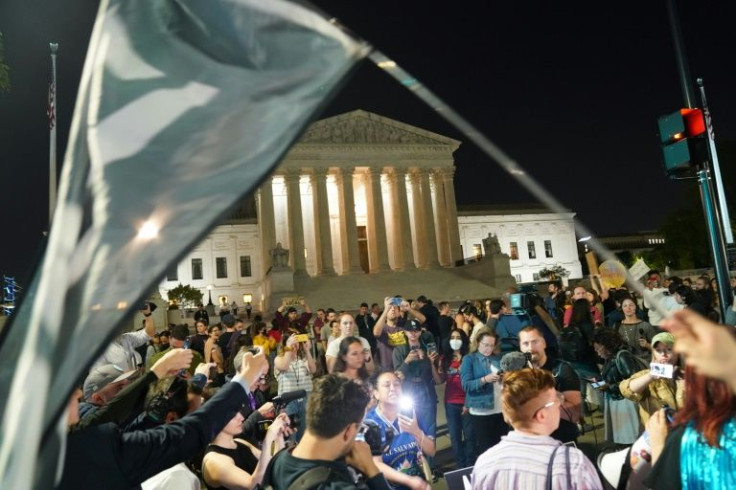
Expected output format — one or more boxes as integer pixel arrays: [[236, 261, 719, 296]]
[[403, 319, 423, 332], [651, 332, 675, 348], [83, 364, 137, 401]]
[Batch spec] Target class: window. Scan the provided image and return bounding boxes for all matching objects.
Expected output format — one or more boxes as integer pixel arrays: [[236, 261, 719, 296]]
[[509, 242, 519, 260], [514, 274, 522, 282], [191, 258, 203, 280], [216, 257, 228, 279], [527, 241, 536, 259], [473, 244, 483, 261], [544, 240, 553, 258], [240, 256, 252, 277], [533, 272, 540, 281], [165, 266, 178, 282]]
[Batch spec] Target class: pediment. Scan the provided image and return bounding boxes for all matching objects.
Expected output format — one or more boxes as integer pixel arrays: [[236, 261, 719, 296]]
[[298, 110, 460, 148]]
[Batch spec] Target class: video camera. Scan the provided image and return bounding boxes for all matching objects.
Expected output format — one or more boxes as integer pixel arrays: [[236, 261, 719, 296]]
[[256, 389, 306, 438], [356, 419, 393, 456], [508, 284, 544, 315]]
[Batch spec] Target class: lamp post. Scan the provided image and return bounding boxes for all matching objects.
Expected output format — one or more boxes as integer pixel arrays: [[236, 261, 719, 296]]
[[206, 285, 215, 317]]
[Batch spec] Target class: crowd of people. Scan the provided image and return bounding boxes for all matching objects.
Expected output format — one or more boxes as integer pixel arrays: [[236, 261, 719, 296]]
[[58, 269, 736, 489]]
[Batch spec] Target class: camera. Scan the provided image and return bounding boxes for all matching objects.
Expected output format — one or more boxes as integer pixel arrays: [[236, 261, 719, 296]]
[[356, 419, 393, 455]]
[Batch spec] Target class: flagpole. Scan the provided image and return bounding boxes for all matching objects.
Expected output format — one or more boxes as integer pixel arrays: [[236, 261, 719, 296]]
[[48, 42, 58, 226]]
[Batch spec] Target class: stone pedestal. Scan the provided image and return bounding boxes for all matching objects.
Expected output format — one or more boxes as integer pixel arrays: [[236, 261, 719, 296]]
[[263, 266, 296, 312]]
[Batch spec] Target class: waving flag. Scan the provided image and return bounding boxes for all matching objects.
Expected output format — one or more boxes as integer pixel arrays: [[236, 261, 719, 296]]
[[0, 0, 368, 488]]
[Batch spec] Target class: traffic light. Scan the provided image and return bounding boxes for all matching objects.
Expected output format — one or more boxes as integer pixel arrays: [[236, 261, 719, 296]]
[[657, 108, 707, 178]]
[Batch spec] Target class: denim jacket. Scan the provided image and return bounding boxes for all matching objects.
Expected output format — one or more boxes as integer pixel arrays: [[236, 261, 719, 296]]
[[460, 352, 501, 410]]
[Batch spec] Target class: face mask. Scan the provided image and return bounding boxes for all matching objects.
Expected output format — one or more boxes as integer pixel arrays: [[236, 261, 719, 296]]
[[450, 339, 463, 351]]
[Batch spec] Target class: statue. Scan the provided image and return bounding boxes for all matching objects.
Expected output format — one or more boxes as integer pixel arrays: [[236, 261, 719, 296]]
[[270, 242, 290, 268], [482, 233, 502, 256]]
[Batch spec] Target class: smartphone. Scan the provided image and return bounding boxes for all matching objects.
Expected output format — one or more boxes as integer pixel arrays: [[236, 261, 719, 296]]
[[591, 380, 607, 389], [391, 296, 403, 307], [426, 342, 437, 356], [650, 363, 674, 379], [295, 334, 309, 343], [178, 338, 191, 377]]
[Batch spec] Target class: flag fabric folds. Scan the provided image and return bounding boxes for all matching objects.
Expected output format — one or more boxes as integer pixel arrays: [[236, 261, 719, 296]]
[[0, 0, 367, 488]]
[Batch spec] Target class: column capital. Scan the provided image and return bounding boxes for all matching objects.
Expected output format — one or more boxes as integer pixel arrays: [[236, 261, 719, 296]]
[[312, 167, 330, 178], [437, 166, 456, 180], [283, 168, 302, 182], [407, 167, 422, 184]]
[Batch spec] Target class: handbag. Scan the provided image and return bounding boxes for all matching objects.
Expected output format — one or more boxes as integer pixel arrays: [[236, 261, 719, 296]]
[[545, 444, 570, 490]]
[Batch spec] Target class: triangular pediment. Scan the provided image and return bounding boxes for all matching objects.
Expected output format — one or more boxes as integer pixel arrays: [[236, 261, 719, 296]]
[[298, 109, 460, 147]]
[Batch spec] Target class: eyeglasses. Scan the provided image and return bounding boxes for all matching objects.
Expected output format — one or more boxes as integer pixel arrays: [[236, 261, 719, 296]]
[[532, 392, 565, 418]]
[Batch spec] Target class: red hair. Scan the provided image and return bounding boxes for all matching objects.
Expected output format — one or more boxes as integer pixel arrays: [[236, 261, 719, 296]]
[[673, 365, 736, 447]]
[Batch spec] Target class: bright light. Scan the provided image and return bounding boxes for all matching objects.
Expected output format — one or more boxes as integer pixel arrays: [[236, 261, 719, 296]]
[[578, 236, 591, 242], [137, 220, 159, 239], [377, 60, 396, 69], [116, 301, 128, 310]]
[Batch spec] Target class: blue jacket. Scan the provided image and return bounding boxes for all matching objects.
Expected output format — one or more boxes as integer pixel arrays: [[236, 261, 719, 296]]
[[460, 352, 501, 410]]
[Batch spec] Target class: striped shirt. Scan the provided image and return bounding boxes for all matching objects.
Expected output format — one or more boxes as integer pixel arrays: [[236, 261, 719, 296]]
[[275, 358, 313, 395], [471, 431, 602, 490]]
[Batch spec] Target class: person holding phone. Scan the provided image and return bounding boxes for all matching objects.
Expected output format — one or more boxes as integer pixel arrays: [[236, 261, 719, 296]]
[[364, 371, 433, 490], [460, 331, 506, 460], [274, 332, 316, 442], [392, 319, 443, 452], [620, 333, 685, 424]]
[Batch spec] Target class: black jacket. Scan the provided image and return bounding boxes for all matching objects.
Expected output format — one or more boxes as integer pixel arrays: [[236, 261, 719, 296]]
[[58, 379, 247, 489]]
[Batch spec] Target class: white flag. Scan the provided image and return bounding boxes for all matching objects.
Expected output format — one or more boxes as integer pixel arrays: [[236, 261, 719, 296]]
[[0, 0, 368, 487]]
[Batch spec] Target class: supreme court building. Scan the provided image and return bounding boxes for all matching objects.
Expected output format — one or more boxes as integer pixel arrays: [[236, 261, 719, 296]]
[[159, 110, 581, 312]]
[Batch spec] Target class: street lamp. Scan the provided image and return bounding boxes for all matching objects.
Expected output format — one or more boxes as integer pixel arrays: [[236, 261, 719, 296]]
[[206, 284, 214, 306]]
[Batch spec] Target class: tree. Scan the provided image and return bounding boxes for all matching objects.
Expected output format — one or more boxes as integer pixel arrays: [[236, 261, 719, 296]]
[[166, 283, 203, 310], [0, 32, 10, 93], [538, 264, 570, 280]]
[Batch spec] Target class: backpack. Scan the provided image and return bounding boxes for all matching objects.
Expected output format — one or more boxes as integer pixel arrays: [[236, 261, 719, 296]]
[[558, 325, 589, 363], [614, 349, 648, 379], [256, 448, 355, 490]]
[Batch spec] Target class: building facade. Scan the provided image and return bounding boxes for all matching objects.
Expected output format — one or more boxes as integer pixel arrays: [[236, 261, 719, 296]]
[[159, 111, 582, 310]]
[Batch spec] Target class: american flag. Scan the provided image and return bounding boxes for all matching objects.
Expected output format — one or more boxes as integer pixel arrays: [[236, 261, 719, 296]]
[[46, 81, 55, 130]]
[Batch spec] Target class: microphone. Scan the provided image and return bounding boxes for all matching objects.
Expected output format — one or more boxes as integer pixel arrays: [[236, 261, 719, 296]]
[[272, 389, 307, 409], [524, 352, 534, 369], [500, 352, 528, 373]]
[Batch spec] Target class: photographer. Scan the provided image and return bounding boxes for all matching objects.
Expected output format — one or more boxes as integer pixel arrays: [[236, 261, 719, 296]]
[[274, 332, 316, 442], [264, 375, 391, 490]]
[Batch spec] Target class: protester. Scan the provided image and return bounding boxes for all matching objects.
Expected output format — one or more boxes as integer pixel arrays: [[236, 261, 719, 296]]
[[263, 375, 391, 490], [333, 336, 371, 384], [591, 329, 642, 444], [438, 328, 474, 469], [274, 332, 316, 442], [470, 368, 603, 489], [365, 371, 433, 490], [619, 332, 685, 424], [60, 347, 269, 490], [616, 297, 656, 363], [325, 313, 374, 374], [460, 331, 506, 458], [644, 365, 736, 489]]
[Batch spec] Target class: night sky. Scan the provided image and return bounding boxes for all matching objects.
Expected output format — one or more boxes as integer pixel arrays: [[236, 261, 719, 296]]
[[1, 0, 735, 282]]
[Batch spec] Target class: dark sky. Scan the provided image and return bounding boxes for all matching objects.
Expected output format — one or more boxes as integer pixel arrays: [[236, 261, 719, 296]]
[[1, 0, 735, 282]]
